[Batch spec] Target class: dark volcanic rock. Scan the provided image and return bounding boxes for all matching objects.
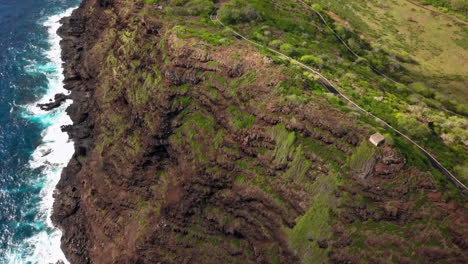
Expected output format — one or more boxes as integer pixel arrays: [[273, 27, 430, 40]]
[[52, 2, 97, 264], [317, 239, 329, 249], [37, 93, 70, 111]]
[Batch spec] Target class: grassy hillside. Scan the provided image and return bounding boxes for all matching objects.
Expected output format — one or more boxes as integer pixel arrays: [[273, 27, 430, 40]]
[[309, 0, 468, 104], [216, 0, 468, 187], [416, 0, 468, 19]]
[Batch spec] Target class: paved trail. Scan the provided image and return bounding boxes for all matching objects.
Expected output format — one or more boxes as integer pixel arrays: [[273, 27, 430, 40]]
[[210, 12, 468, 194]]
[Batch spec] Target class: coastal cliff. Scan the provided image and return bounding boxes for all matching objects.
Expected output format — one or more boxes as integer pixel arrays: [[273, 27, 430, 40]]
[[52, 0, 467, 263]]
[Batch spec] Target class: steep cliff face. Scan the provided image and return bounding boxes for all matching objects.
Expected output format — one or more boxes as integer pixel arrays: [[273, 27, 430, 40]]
[[52, 0, 467, 263]]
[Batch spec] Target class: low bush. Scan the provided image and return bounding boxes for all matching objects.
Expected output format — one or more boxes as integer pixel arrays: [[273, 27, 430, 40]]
[[409, 82, 434, 98], [300, 54, 324, 67], [279, 43, 296, 56]]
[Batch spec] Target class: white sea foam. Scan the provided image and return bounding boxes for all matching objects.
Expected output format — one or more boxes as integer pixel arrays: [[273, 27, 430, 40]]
[[5, 7, 76, 264]]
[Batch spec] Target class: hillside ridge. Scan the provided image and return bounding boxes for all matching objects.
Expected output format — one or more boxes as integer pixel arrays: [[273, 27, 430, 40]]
[[51, 0, 468, 263]]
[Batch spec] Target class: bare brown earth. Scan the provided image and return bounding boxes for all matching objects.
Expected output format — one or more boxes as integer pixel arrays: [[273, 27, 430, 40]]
[[52, 0, 468, 263]]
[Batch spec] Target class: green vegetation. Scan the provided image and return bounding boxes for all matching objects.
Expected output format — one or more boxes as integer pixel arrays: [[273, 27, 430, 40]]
[[300, 54, 324, 67], [418, 0, 468, 18], [348, 141, 377, 172], [172, 25, 234, 46], [227, 106, 256, 131], [348, 213, 458, 263], [305, 0, 468, 105], [127, 133, 142, 155], [217, 0, 261, 24], [170, 110, 225, 162], [284, 146, 311, 181], [142, 0, 159, 5], [298, 134, 346, 171], [165, 0, 214, 17], [271, 124, 296, 165], [95, 112, 130, 154], [83, 1, 467, 262], [287, 172, 341, 263], [218, 0, 468, 186]]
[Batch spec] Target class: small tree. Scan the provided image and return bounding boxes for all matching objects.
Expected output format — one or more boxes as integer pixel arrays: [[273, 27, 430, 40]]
[[300, 54, 324, 67], [347, 38, 360, 51], [269, 39, 283, 49], [410, 82, 433, 98], [395, 113, 431, 140], [280, 43, 295, 56], [311, 3, 323, 12]]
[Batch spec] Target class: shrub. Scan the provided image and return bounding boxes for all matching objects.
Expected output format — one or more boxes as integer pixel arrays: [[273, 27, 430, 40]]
[[271, 124, 296, 165], [409, 82, 434, 98], [451, 0, 468, 11], [347, 38, 360, 50], [227, 106, 256, 131], [218, 0, 261, 24], [285, 146, 311, 180], [279, 43, 296, 56], [348, 141, 376, 172], [394, 113, 431, 140], [311, 3, 323, 12], [300, 54, 324, 67], [269, 39, 283, 49], [453, 164, 468, 183]]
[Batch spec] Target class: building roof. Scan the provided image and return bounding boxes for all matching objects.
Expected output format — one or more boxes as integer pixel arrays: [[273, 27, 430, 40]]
[[369, 132, 385, 146]]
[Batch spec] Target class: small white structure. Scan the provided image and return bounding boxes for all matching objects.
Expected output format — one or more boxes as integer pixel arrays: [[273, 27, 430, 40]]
[[369, 132, 385, 147], [374, 96, 384, 102]]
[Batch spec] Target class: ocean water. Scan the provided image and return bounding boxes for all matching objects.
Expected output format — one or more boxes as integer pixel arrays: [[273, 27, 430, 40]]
[[0, 1, 80, 263]]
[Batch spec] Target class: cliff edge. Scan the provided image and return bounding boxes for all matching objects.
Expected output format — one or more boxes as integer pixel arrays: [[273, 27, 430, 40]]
[[52, 0, 468, 263]]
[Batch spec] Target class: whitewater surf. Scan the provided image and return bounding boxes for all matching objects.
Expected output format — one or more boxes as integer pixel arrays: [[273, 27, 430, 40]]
[[4, 7, 76, 264]]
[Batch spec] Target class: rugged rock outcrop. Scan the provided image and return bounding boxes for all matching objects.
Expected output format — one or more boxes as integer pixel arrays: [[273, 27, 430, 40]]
[[37, 93, 70, 111]]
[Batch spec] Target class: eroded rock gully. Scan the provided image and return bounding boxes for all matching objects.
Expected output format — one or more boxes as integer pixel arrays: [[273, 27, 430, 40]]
[[52, 1, 467, 263]]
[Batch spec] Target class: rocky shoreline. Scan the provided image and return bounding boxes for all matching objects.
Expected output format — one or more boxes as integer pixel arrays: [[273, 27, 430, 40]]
[[52, 1, 95, 263]]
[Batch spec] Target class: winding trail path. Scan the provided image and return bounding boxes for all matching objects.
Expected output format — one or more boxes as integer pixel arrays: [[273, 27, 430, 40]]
[[210, 12, 468, 194]]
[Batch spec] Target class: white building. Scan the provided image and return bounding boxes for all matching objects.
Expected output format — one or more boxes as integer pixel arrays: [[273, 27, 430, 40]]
[[369, 132, 385, 147]]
